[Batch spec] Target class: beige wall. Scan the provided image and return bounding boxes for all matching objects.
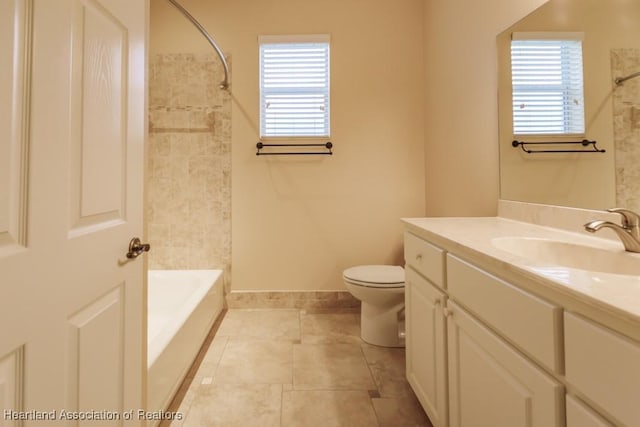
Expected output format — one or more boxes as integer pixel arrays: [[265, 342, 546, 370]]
[[422, 0, 548, 216], [498, 0, 639, 210], [150, 0, 426, 291]]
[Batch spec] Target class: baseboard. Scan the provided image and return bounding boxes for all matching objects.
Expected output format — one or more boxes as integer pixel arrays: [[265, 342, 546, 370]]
[[226, 290, 360, 310]]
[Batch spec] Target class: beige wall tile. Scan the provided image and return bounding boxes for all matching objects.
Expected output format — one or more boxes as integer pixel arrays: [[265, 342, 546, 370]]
[[147, 54, 231, 280], [226, 291, 359, 310], [614, 49, 640, 213]]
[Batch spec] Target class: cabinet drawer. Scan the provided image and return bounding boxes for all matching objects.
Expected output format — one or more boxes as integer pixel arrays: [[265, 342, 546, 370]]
[[447, 254, 563, 373], [565, 312, 640, 426], [404, 232, 445, 288]]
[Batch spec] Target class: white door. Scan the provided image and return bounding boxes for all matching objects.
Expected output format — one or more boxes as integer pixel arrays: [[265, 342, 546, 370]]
[[0, 0, 147, 424]]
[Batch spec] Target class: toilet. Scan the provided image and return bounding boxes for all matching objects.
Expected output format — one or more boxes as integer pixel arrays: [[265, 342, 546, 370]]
[[343, 265, 405, 347]]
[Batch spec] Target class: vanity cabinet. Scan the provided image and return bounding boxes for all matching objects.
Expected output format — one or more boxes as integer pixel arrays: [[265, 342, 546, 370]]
[[404, 227, 640, 427], [405, 230, 563, 426]]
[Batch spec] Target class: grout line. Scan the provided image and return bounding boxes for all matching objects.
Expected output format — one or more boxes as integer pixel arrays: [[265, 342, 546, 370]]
[[369, 395, 383, 427], [291, 309, 301, 390], [210, 335, 229, 381], [359, 341, 383, 427], [280, 309, 300, 427], [279, 382, 284, 427]]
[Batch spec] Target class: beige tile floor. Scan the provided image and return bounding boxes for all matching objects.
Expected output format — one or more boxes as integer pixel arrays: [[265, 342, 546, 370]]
[[161, 308, 432, 427]]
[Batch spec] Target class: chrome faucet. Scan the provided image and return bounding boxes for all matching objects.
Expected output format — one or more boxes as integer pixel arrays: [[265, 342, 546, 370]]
[[584, 208, 640, 253]]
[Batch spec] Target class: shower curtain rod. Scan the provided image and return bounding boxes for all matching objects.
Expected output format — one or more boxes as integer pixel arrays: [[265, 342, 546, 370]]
[[165, 0, 230, 90], [615, 71, 640, 86]]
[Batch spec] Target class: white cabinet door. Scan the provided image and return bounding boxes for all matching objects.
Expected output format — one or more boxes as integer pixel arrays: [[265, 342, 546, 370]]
[[405, 267, 447, 427], [447, 301, 564, 427]]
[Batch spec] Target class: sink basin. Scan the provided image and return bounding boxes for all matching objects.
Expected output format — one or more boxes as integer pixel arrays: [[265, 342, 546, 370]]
[[491, 237, 640, 275]]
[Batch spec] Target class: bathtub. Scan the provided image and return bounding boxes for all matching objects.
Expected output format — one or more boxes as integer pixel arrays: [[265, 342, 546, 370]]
[[147, 270, 224, 420]]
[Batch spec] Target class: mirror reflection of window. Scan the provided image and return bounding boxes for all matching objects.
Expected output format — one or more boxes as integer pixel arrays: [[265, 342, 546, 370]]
[[510, 32, 585, 136]]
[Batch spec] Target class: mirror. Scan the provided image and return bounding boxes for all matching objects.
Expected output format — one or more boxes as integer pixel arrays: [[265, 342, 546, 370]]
[[498, 0, 640, 211]]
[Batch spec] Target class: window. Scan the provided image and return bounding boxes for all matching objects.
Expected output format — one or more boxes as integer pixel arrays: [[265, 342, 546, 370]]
[[259, 34, 330, 138], [510, 32, 585, 135]]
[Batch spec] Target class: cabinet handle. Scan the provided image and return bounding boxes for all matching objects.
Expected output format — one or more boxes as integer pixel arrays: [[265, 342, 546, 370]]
[[443, 307, 453, 318], [416, 253, 423, 261], [434, 298, 441, 307]]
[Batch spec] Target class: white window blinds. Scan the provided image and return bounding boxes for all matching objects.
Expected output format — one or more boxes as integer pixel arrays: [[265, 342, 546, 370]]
[[510, 32, 585, 135], [259, 35, 330, 138]]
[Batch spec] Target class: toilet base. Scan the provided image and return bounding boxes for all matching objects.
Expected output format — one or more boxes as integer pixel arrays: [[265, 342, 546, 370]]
[[360, 302, 405, 347]]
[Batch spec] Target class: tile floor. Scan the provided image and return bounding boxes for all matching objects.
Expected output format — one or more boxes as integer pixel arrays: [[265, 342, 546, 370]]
[[161, 308, 432, 427]]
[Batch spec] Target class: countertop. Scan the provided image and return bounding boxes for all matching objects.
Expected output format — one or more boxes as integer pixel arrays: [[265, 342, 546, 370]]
[[402, 217, 640, 328]]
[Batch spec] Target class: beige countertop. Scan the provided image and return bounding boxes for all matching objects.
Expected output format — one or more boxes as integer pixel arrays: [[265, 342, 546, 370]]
[[402, 217, 640, 328]]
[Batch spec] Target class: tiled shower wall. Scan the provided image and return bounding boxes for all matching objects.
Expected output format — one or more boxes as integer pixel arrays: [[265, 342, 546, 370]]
[[613, 49, 640, 212], [148, 54, 231, 288]]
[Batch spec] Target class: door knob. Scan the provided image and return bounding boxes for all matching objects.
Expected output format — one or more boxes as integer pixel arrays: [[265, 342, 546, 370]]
[[126, 237, 150, 259]]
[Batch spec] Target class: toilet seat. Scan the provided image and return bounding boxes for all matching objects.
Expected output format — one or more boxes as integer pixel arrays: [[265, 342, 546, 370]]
[[343, 265, 404, 289]]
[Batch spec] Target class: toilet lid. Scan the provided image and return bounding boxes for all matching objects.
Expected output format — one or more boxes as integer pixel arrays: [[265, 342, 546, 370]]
[[343, 265, 404, 287]]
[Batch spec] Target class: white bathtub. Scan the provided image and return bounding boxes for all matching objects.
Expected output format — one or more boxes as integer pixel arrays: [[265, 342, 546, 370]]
[[147, 270, 224, 419]]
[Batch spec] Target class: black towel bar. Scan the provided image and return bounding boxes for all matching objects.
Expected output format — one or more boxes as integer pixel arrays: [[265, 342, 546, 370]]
[[256, 141, 333, 156], [512, 139, 605, 154]]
